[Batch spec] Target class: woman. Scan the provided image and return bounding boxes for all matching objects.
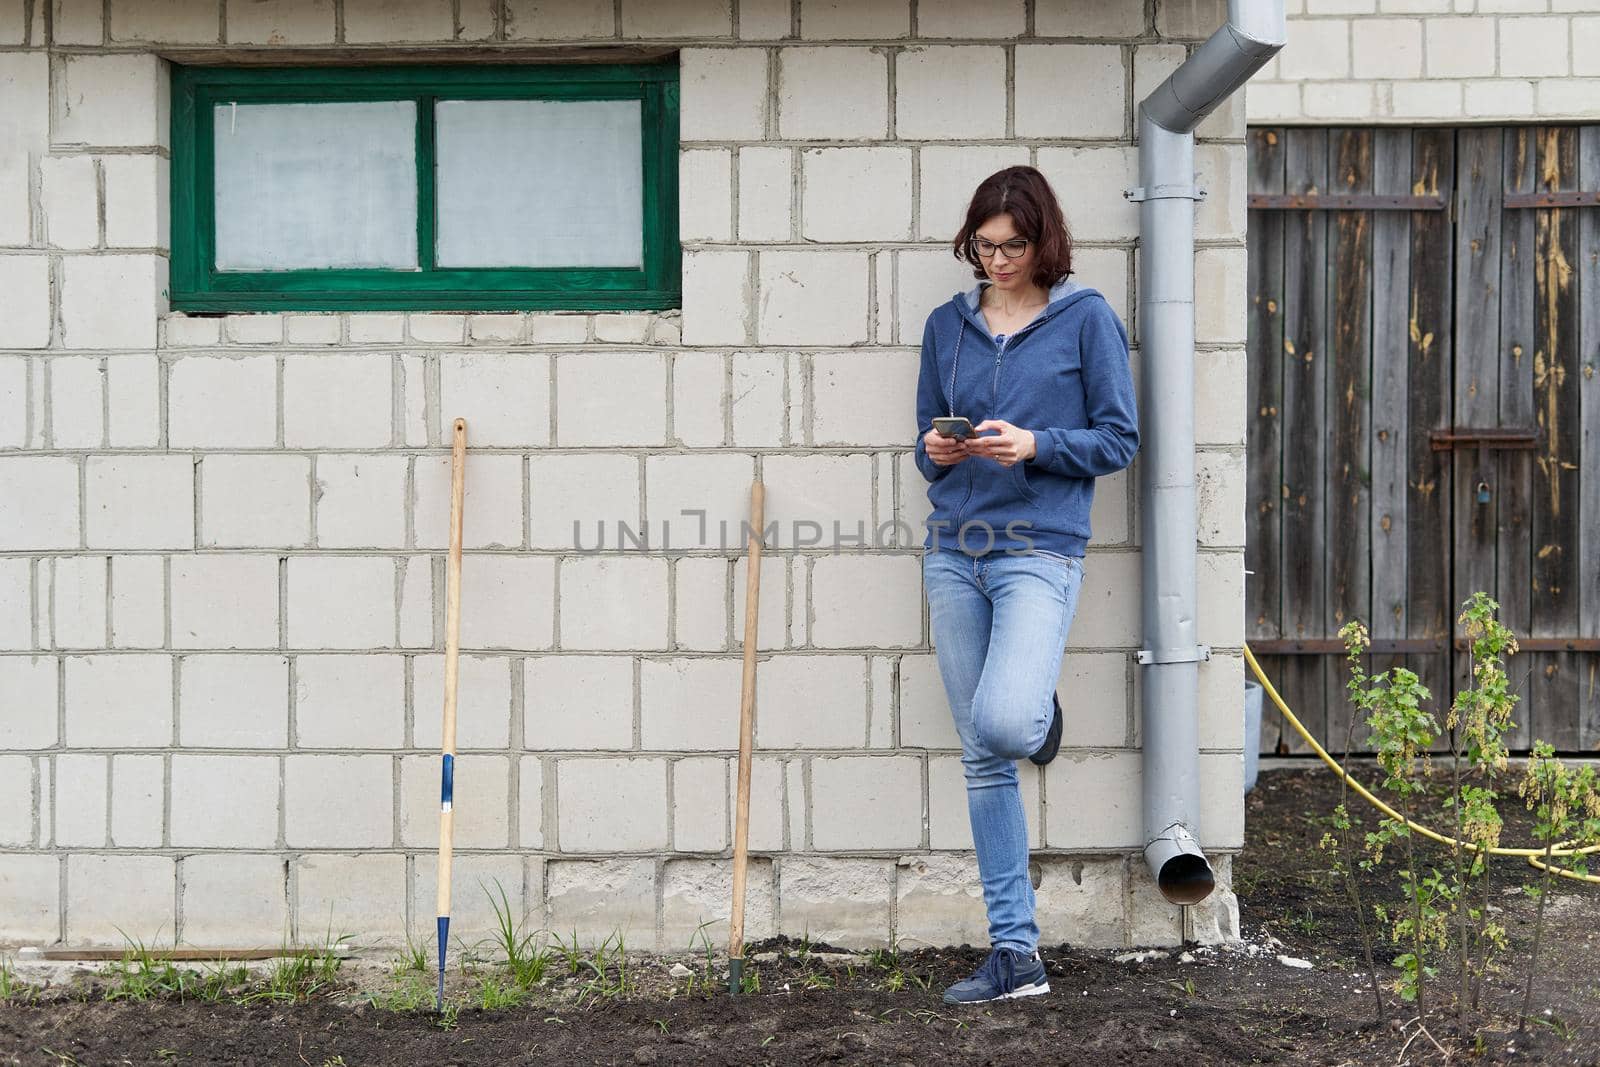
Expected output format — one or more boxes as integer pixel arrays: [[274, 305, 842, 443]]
[[913, 166, 1139, 1005]]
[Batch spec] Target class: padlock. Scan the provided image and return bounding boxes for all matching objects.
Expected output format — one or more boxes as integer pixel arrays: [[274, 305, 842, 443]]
[[1476, 480, 1491, 504]]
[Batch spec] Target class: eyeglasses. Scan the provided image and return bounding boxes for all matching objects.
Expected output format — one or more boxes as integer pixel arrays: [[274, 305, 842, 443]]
[[969, 236, 1031, 260]]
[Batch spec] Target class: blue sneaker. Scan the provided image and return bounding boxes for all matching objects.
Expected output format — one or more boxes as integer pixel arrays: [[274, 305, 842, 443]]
[[941, 947, 1050, 1005]]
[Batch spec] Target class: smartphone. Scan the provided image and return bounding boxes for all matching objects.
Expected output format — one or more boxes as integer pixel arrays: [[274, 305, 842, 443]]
[[932, 416, 974, 440]]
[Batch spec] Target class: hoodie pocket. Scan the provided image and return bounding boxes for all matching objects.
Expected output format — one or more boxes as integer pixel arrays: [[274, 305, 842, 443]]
[[1011, 461, 1042, 507]]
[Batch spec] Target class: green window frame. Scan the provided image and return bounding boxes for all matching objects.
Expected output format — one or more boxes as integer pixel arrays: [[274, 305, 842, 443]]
[[170, 62, 680, 312]]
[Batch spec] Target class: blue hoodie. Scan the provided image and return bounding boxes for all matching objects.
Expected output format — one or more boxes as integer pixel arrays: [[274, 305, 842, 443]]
[[913, 276, 1139, 558]]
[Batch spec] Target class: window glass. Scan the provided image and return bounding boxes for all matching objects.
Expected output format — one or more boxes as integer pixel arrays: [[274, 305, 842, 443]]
[[434, 99, 643, 269], [213, 100, 419, 271]]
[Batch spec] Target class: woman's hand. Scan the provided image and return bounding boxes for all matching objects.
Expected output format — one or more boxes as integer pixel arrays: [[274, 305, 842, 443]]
[[968, 420, 1037, 467], [922, 427, 972, 467]]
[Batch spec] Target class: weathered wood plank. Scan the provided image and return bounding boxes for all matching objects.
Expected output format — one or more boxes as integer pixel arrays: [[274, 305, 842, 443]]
[[1369, 127, 1413, 753], [1529, 126, 1582, 751], [1325, 127, 1374, 753], [1579, 125, 1600, 750], [1408, 128, 1456, 748], [1499, 126, 1537, 752], [1247, 125, 1289, 754], [1280, 127, 1331, 755]]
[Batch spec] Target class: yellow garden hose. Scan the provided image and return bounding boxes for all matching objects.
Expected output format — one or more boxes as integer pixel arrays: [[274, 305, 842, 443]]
[[1241, 643, 1600, 885]]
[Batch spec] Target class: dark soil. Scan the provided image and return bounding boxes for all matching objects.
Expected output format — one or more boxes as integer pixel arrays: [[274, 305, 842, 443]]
[[4, 764, 1599, 1066]]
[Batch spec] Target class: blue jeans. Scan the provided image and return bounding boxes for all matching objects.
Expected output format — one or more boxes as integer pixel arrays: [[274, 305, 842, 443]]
[[922, 546, 1086, 956]]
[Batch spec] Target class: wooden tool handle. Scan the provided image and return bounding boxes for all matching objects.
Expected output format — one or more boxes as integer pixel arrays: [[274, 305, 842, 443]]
[[437, 417, 467, 921], [728, 480, 764, 964]]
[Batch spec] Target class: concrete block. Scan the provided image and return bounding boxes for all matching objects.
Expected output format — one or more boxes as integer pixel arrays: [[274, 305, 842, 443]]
[[894, 854, 986, 949], [55, 753, 108, 847], [67, 854, 174, 946], [595, 315, 651, 346], [1018, 44, 1126, 138], [810, 755, 922, 849], [200, 454, 311, 549], [671, 756, 727, 851], [180, 854, 290, 948], [737, 145, 792, 241], [1195, 450, 1245, 548], [557, 756, 668, 851], [731, 552, 786, 652], [1036, 0, 1145, 36], [799, 0, 907, 37], [342, 0, 453, 41], [681, 249, 751, 346], [110, 0, 220, 43], [757, 249, 870, 345], [50, 555, 106, 649], [110, 753, 164, 847], [313, 454, 407, 550], [283, 354, 393, 448], [51, 0, 104, 44], [523, 654, 635, 750], [737, 0, 789, 38], [916, 145, 1031, 242], [1066, 550, 1138, 648], [670, 350, 725, 447], [1035, 855, 1127, 948], [811, 350, 917, 447], [1194, 347, 1246, 447], [106, 354, 160, 447], [0, 854, 59, 944], [59, 255, 165, 349], [898, 653, 954, 748], [643, 452, 754, 551], [40, 155, 98, 248], [178, 653, 288, 747], [672, 555, 729, 651], [439, 353, 550, 448], [1577, 18, 1600, 77], [680, 48, 765, 140], [504, 0, 616, 39], [801, 148, 912, 242], [1035, 146, 1138, 241], [1500, 16, 1567, 78], [170, 755, 280, 847], [1057, 651, 1129, 748], [777, 47, 888, 139], [169, 356, 278, 448], [414, 452, 523, 549], [730, 351, 786, 447], [170, 555, 280, 650], [1419, 18, 1491, 80], [296, 854, 406, 946], [528, 453, 641, 551], [85, 455, 193, 551], [559, 555, 668, 650], [755, 654, 866, 748], [64, 653, 172, 747], [284, 755, 394, 847], [0, 557, 30, 650], [398, 353, 427, 446], [47, 356, 103, 450], [1044, 750, 1141, 849], [1196, 549, 1243, 649], [1127, 855, 1183, 946], [286, 556, 395, 650], [1535, 79, 1600, 118], [0, 757, 30, 843], [894, 246, 982, 344], [1198, 750, 1244, 850], [738, 756, 786, 850], [413, 653, 513, 749], [809, 553, 922, 648], [400, 753, 509, 849], [163, 315, 222, 346], [916, 0, 1024, 36], [545, 858, 656, 949], [897, 46, 1007, 140], [0, 358, 25, 448], [555, 351, 668, 446], [0, 255, 48, 348], [778, 856, 892, 949], [409, 853, 531, 948], [929, 755, 1043, 850], [1087, 466, 1131, 545], [620, 0, 731, 38], [1349, 16, 1421, 79], [640, 655, 743, 750], [519, 756, 543, 848], [459, 554, 556, 650], [109, 555, 164, 649], [54, 54, 167, 148], [293, 653, 406, 749], [391, 555, 430, 647], [467, 314, 524, 344], [680, 148, 732, 241], [525, 314, 588, 344], [1464, 79, 1535, 118], [226, 0, 337, 44], [0, 656, 58, 749], [1184, 852, 1240, 944], [661, 858, 775, 949], [0, 457, 78, 549]]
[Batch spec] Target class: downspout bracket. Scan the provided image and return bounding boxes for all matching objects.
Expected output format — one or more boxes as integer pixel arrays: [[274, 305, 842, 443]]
[[1136, 645, 1212, 666], [1123, 184, 1207, 203]]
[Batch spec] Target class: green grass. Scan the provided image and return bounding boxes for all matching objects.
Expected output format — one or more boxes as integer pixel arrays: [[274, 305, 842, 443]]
[[484, 878, 551, 990]]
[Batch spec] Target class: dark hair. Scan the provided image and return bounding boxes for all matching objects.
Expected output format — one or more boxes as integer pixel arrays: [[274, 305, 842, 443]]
[[952, 166, 1074, 289]]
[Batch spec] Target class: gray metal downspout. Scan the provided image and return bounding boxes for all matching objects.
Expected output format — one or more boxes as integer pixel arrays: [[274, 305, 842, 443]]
[[1131, 0, 1285, 907]]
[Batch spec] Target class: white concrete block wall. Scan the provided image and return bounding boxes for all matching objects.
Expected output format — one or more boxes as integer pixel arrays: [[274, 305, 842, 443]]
[[0, 0, 1249, 953], [1248, 0, 1600, 122]]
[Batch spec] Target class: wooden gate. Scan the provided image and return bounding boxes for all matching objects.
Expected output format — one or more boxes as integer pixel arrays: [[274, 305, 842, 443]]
[[1245, 125, 1600, 756]]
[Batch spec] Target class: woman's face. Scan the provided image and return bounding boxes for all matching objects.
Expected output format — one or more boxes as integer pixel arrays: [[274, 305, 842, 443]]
[[973, 212, 1037, 293]]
